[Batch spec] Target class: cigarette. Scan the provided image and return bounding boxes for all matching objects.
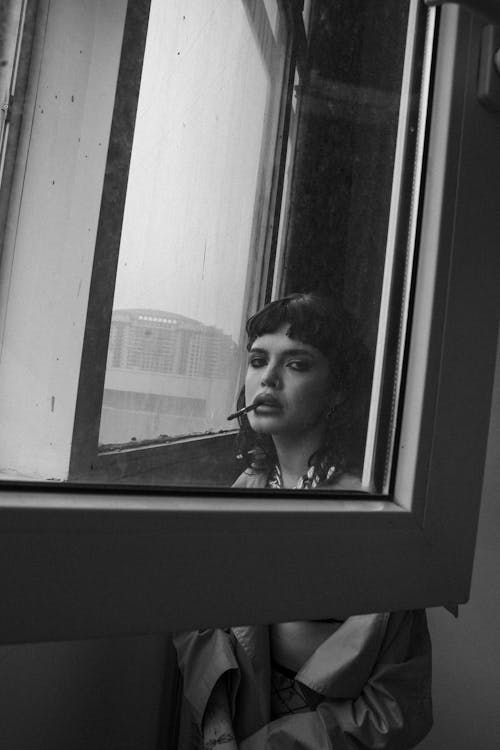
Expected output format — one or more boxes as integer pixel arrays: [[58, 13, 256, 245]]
[[227, 403, 258, 421]]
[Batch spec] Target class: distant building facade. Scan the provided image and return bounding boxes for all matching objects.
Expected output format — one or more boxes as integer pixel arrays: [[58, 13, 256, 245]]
[[100, 309, 239, 445]]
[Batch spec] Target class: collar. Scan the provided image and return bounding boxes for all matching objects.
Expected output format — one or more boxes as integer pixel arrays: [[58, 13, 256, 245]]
[[267, 462, 336, 490]]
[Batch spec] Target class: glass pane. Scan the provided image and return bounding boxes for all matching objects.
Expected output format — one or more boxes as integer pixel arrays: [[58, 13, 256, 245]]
[[99, 0, 288, 447], [0, 0, 435, 488]]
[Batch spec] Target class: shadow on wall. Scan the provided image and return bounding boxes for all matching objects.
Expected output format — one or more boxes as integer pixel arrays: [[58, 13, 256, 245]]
[[0, 634, 171, 750]]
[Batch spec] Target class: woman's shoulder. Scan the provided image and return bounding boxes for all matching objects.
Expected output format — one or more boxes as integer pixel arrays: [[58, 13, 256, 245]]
[[232, 469, 268, 489]]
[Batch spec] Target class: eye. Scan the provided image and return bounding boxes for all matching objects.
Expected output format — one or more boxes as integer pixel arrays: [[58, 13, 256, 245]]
[[287, 359, 311, 371], [248, 354, 267, 369]]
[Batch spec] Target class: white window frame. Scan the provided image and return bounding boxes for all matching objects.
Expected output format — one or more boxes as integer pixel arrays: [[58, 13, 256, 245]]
[[0, 4, 498, 643]]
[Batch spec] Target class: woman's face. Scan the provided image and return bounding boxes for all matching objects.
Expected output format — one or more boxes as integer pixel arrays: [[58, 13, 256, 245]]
[[245, 324, 334, 438]]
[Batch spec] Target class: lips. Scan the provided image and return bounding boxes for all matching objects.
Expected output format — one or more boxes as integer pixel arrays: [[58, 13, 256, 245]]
[[253, 393, 282, 410]]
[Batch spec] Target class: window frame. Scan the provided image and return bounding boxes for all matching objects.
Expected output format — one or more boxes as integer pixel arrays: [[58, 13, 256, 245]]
[[0, 5, 498, 644], [0, 0, 37, 261]]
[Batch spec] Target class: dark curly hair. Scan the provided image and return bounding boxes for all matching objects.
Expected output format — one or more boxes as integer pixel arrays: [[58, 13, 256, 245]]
[[235, 293, 371, 482]]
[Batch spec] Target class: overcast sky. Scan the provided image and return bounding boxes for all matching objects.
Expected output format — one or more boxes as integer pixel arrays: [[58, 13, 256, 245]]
[[111, 0, 277, 341]]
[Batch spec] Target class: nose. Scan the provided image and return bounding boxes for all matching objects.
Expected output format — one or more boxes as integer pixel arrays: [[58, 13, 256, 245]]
[[261, 363, 280, 388]]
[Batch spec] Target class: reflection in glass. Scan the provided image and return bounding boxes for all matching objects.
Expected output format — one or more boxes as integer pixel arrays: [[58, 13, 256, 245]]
[[233, 294, 369, 489]]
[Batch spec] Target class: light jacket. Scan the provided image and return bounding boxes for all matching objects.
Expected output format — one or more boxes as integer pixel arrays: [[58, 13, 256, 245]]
[[174, 610, 432, 750], [174, 470, 433, 749]]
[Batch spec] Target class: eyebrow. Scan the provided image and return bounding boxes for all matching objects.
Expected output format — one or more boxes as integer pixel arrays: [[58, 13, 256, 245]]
[[248, 347, 316, 358]]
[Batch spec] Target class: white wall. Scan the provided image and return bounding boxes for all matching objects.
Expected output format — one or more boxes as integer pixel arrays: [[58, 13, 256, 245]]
[[0, 0, 127, 479], [420, 328, 500, 748]]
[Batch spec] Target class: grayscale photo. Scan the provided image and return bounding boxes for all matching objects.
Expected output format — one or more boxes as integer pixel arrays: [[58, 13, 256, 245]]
[[0, 0, 499, 748]]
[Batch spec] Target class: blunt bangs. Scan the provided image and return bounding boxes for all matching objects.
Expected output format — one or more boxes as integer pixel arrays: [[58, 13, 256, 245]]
[[246, 293, 344, 363]]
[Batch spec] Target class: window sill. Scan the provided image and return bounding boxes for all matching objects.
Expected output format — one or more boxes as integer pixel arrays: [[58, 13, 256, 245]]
[[0, 483, 438, 645]]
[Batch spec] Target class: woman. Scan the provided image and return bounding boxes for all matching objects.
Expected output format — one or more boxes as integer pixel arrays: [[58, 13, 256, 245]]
[[174, 294, 433, 749]]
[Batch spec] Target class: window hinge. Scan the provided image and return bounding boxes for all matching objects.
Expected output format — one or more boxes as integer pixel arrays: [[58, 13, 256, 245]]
[[424, 0, 500, 25], [0, 94, 14, 125], [425, 1, 500, 112]]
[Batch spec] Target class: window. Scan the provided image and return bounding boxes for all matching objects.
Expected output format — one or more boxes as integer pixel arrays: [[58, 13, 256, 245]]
[[0, 2, 498, 642], [63, 0, 434, 490]]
